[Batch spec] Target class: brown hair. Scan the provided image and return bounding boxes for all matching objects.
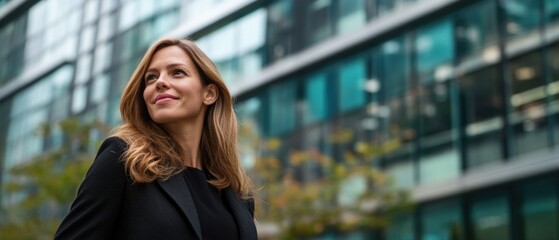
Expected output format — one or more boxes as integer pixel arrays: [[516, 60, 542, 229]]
[[113, 38, 252, 198]]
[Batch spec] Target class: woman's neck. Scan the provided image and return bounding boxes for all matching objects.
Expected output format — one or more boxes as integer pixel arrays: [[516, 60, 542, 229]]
[[163, 121, 204, 169]]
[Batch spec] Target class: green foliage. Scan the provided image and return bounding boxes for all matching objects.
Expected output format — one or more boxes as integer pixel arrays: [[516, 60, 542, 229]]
[[240, 123, 414, 239], [0, 118, 109, 240]]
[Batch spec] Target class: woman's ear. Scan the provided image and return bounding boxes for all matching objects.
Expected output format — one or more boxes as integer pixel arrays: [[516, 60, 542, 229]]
[[203, 84, 219, 105]]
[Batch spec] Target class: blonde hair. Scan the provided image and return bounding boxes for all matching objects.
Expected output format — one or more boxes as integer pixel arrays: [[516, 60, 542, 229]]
[[113, 38, 252, 198]]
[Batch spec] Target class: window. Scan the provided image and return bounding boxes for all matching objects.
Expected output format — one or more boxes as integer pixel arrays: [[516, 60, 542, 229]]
[[269, 81, 297, 136], [306, 0, 333, 45], [382, 91, 416, 171], [549, 43, 559, 144], [545, 0, 559, 25], [119, 0, 139, 31], [236, 96, 266, 169], [459, 66, 504, 169], [520, 180, 559, 240], [83, 0, 100, 25], [2, 66, 73, 170], [372, 36, 412, 99], [386, 161, 414, 189], [97, 13, 115, 43], [336, 0, 367, 35], [416, 19, 455, 84], [420, 200, 464, 240], [93, 42, 112, 74], [27, 1, 46, 37], [72, 85, 88, 114], [304, 72, 329, 124], [266, 0, 294, 62], [76, 54, 92, 84], [471, 194, 511, 240], [454, 1, 498, 63], [338, 56, 366, 113], [90, 74, 110, 105], [374, 36, 415, 175], [508, 52, 549, 156], [502, 0, 541, 40], [387, 213, 414, 240], [418, 80, 460, 184], [197, 10, 266, 84], [237, 9, 267, 81]]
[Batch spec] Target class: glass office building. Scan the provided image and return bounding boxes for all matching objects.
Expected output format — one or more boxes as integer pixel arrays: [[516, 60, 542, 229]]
[[1, 0, 559, 238]]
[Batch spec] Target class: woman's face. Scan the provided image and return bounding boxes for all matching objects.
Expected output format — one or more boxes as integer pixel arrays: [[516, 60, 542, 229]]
[[142, 45, 211, 126]]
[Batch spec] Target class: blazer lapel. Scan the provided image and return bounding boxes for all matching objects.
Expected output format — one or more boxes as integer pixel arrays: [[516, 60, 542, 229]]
[[223, 188, 258, 240], [157, 174, 203, 240]]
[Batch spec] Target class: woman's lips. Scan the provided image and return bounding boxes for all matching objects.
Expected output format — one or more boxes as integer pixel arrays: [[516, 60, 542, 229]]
[[154, 94, 178, 104]]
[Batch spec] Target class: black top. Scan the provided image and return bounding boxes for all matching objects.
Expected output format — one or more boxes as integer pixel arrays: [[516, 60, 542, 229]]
[[183, 167, 240, 240], [54, 137, 257, 240]]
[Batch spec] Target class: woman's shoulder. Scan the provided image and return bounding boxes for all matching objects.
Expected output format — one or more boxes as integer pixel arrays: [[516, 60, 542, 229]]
[[85, 136, 130, 181], [90, 136, 129, 167], [97, 136, 128, 154]]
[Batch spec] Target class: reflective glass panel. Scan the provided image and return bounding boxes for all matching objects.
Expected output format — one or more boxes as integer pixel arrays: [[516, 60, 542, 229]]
[[338, 56, 366, 113], [27, 1, 46, 37], [237, 9, 267, 80], [421, 200, 464, 240], [336, 0, 366, 35], [306, 0, 333, 45], [304, 72, 329, 124], [545, 0, 559, 25], [418, 80, 460, 184], [236, 96, 265, 169], [97, 13, 115, 43], [387, 213, 414, 240], [454, 1, 498, 64], [471, 194, 510, 240], [458, 66, 504, 169], [503, 0, 541, 39], [416, 19, 455, 84], [549, 43, 559, 144], [266, 0, 294, 62], [520, 180, 559, 240], [386, 160, 414, 189], [91, 74, 110, 104], [508, 52, 549, 156], [381, 91, 416, 176], [372, 36, 411, 99], [72, 85, 88, 114], [269, 81, 297, 136], [2, 65, 73, 169], [83, 0, 99, 25]]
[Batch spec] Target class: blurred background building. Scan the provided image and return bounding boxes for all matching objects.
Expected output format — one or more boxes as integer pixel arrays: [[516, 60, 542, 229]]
[[1, 0, 559, 239]]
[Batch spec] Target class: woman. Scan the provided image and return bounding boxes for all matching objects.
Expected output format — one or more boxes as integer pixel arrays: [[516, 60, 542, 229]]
[[54, 38, 257, 240]]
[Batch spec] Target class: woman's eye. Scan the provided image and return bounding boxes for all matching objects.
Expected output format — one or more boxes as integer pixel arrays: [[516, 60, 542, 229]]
[[174, 69, 186, 76], [145, 75, 158, 82]]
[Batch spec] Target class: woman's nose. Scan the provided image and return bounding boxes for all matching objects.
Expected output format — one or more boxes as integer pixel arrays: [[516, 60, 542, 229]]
[[155, 75, 169, 90]]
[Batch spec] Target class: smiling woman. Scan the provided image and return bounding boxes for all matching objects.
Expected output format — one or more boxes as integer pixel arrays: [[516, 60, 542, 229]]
[[54, 38, 257, 240], [142, 45, 217, 134]]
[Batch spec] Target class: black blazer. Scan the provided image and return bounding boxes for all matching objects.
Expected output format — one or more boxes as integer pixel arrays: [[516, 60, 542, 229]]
[[54, 137, 257, 240]]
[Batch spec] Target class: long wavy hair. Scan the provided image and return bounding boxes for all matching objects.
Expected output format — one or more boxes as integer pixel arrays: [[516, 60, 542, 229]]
[[113, 38, 252, 198]]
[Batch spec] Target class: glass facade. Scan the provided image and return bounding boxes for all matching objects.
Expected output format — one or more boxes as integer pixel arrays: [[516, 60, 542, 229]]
[[520, 180, 559, 240], [471, 193, 510, 240], [2, 65, 73, 182], [385, 175, 559, 240], [420, 200, 464, 240], [2, 0, 559, 239], [232, 0, 559, 236], [236, 0, 559, 193]]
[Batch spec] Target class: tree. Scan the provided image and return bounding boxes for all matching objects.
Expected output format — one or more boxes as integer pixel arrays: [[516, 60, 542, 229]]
[[0, 118, 109, 240], [240, 122, 414, 239]]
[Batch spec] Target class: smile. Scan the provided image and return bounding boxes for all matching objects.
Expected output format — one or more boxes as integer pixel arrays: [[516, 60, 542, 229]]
[[154, 94, 179, 104]]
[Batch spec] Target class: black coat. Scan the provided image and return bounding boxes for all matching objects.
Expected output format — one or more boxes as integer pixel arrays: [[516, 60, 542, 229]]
[[54, 137, 257, 240]]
